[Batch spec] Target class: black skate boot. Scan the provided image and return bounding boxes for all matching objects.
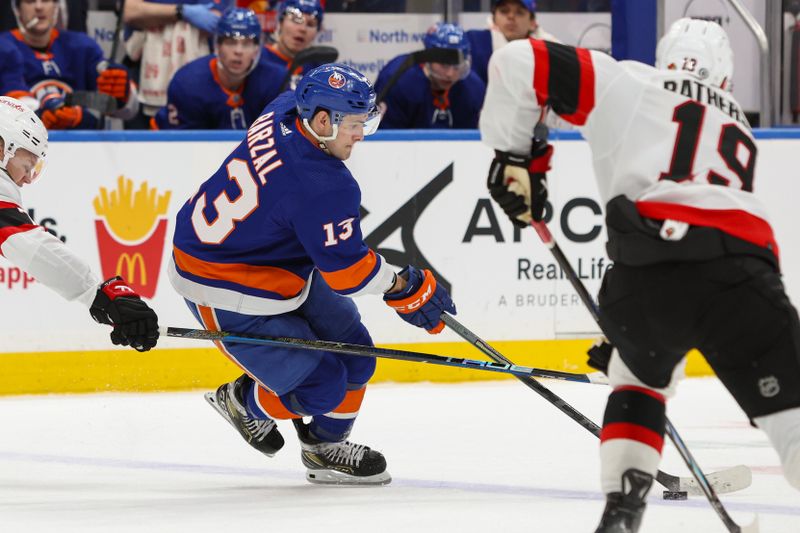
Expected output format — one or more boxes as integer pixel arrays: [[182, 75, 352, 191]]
[[595, 469, 653, 533], [205, 374, 285, 457], [293, 419, 391, 486]]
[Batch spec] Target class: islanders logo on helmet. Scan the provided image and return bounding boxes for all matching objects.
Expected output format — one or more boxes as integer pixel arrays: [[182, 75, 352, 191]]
[[328, 71, 346, 89], [296, 64, 381, 142]]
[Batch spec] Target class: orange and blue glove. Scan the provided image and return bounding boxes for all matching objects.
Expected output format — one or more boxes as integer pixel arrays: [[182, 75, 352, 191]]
[[384, 265, 456, 334], [37, 95, 96, 129], [97, 62, 130, 105]]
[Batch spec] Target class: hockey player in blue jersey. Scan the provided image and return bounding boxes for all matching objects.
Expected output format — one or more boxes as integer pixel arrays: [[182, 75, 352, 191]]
[[170, 63, 456, 485], [465, 0, 557, 85], [153, 8, 285, 130], [262, 0, 324, 85], [1, 0, 138, 129], [374, 22, 486, 129]]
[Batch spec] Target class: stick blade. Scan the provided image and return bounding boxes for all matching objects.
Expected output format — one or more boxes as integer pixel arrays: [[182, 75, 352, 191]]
[[740, 515, 760, 533], [679, 464, 752, 495]]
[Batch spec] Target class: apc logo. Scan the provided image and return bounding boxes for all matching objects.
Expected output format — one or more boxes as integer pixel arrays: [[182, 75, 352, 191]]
[[93, 176, 171, 298]]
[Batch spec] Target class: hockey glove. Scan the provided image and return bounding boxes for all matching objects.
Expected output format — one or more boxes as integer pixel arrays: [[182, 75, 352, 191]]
[[384, 266, 456, 334], [587, 337, 613, 374], [487, 140, 552, 227], [97, 62, 130, 105], [90, 277, 159, 352], [38, 95, 98, 129], [182, 3, 220, 33]]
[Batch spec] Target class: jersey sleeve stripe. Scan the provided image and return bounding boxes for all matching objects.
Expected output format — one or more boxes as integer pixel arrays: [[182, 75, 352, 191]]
[[557, 47, 595, 125], [319, 249, 379, 292], [0, 223, 40, 252], [0, 202, 38, 251], [529, 38, 550, 107], [635, 201, 779, 259], [173, 245, 306, 299], [531, 40, 596, 126]]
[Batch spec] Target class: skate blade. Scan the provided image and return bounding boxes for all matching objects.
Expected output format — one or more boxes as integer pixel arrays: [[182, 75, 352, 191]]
[[204, 392, 278, 458], [305, 469, 392, 486]]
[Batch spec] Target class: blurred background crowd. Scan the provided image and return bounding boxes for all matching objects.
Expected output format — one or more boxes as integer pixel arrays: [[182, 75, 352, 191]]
[[1, 0, 797, 131]]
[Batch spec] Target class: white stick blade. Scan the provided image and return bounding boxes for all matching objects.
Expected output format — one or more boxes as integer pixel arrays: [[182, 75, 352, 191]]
[[679, 464, 752, 495]]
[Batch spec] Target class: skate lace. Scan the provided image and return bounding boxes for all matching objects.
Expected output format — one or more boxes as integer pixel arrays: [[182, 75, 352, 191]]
[[321, 441, 367, 467], [244, 417, 276, 441]]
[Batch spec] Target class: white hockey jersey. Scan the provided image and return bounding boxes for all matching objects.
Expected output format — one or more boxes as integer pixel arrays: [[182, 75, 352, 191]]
[[0, 171, 98, 306], [480, 38, 777, 255]]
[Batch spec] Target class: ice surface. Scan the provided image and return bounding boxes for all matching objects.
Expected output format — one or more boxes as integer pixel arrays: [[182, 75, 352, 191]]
[[0, 378, 796, 532]]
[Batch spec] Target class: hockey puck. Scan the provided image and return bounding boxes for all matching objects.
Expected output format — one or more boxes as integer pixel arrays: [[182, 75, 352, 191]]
[[662, 490, 688, 500]]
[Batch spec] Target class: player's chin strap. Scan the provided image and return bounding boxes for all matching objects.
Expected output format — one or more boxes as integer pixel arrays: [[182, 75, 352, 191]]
[[301, 117, 338, 154]]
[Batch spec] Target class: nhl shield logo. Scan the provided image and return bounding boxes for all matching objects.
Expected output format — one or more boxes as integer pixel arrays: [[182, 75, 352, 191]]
[[758, 376, 780, 398], [328, 72, 346, 89]]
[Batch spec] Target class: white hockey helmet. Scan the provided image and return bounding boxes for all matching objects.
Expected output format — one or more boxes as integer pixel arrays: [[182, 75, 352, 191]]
[[0, 96, 49, 182], [656, 17, 733, 91]]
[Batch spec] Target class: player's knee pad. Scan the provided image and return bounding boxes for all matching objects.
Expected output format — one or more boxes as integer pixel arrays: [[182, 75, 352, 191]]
[[755, 406, 800, 490], [607, 348, 685, 399]]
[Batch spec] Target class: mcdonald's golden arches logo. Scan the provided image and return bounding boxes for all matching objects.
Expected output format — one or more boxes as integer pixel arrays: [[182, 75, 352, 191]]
[[93, 176, 171, 298]]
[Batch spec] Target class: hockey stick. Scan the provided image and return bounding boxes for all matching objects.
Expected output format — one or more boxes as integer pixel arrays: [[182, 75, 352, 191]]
[[278, 45, 339, 92], [530, 220, 757, 532], [376, 48, 463, 104], [160, 326, 608, 384], [440, 313, 750, 496]]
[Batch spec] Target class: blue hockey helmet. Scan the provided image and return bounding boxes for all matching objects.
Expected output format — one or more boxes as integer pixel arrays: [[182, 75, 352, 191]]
[[215, 8, 263, 74], [217, 7, 262, 41], [423, 22, 472, 81], [492, 0, 537, 13], [295, 63, 381, 142], [278, 0, 324, 28]]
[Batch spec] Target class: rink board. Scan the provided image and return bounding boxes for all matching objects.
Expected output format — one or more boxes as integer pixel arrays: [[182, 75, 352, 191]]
[[0, 129, 796, 394]]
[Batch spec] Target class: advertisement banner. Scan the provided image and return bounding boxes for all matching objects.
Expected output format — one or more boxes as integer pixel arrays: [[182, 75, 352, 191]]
[[2, 133, 798, 357]]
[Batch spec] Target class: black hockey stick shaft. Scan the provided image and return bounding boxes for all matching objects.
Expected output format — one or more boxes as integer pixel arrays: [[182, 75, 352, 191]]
[[376, 48, 461, 104], [441, 313, 695, 492], [160, 326, 605, 384], [279, 45, 339, 92], [530, 220, 750, 532]]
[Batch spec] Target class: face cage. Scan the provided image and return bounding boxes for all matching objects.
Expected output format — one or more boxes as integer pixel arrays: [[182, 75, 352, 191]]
[[303, 106, 381, 143], [426, 56, 472, 83]]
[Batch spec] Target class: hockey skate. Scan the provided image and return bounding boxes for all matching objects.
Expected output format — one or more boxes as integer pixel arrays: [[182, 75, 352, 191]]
[[293, 419, 391, 486], [594, 469, 653, 533], [205, 374, 285, 457]]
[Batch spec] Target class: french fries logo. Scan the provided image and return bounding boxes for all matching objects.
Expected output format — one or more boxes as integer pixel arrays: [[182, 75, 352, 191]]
[[93, 176, 171, 298]]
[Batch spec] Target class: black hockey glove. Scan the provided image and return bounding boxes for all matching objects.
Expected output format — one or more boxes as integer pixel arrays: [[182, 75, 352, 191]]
[[90, 276, 159, 352], [587, 337, 613, 374], [487, 140, 552, 228]]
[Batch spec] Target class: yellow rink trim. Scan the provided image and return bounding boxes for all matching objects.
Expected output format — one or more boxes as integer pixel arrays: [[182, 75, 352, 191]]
[[0, 341, 714, 395]]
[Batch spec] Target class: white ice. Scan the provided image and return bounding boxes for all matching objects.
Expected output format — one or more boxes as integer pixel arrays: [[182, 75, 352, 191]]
[[0, 378, 796, 532]]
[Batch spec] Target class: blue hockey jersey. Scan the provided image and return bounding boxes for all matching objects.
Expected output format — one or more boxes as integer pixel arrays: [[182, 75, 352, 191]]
[[153, 55, 286, 130], [465, 29, 493, 84], [0, 29, 104, 105], [169, 91, 395, 315], [0, 38, 28, 98], [374, 54, 486, 129]]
